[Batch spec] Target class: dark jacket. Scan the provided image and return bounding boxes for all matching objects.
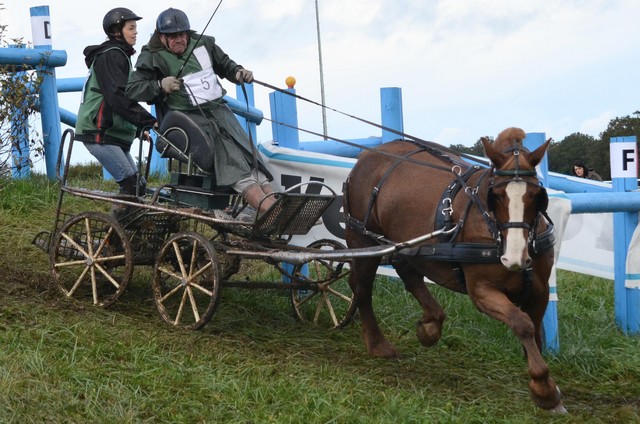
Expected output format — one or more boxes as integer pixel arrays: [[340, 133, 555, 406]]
[[75, 39, 157, 148]]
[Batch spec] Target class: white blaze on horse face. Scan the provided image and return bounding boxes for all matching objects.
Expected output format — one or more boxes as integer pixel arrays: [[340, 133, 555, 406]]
[[501, 181, 532, 270]]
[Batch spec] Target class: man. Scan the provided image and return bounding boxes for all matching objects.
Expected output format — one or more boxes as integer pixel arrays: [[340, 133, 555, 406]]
[[126, 8, 276, 215]]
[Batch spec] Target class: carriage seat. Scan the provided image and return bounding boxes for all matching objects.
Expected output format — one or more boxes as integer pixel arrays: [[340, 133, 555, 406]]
[[156, 110, 215, 173]]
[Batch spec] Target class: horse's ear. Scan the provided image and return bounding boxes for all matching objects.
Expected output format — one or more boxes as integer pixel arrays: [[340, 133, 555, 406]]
[[482, 137, 506, 168], [528, 138, 552, 168]]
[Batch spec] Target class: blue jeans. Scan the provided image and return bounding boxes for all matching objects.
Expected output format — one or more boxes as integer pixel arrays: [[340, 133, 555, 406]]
[[83, 143, 138, 183]]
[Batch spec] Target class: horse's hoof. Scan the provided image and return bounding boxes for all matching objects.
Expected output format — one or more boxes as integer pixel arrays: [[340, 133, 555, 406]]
[[531, 383, 564, 412], [368, 343, 400, 359], [416, 321, 441, 347], [549, 401, 567, 414]]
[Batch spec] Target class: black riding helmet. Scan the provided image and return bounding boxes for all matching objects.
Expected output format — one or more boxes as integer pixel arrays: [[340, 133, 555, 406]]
[[156, 8, 190, 34], [103, 7, 142, 37]]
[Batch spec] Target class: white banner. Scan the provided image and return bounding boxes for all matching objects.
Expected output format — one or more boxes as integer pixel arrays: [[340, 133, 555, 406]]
[[260, 142, 571, 276], [625, 225, 640, 289]]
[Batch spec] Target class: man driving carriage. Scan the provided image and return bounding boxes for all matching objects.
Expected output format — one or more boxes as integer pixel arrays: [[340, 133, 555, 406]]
[[125, 8, 277, 218]]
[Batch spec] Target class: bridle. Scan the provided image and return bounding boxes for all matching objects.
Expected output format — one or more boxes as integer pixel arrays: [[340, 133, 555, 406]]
[[486, 146, 550, 250]]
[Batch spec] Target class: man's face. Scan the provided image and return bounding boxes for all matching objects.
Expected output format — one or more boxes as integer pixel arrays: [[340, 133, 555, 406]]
[[161, 32, 188, 55], [574, 166, 585, 177]]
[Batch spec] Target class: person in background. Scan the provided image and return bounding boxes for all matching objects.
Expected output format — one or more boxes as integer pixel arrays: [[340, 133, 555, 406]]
[[125, 8, 276, 217], [75, 7, 157, 203], [572, 160, 603, 181]]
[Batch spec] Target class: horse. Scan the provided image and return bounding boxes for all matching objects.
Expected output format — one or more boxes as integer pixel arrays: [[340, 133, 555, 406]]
[[343, 127, 565, 412]]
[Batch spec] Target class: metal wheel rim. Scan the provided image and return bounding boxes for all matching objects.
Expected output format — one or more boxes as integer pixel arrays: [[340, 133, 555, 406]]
[[49, 211, 133, 307], [291, 239, 356, 329], [153, 231, 221, 330]]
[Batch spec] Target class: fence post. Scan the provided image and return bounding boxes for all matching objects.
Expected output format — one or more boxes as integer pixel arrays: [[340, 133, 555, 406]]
[[380, 87, 403, 143], [610, 135, 639, 333], [30, 5, 62, 180], [524, 132, 559, 353], [236, 83, 258, 142], [269, 80, 299, 149]]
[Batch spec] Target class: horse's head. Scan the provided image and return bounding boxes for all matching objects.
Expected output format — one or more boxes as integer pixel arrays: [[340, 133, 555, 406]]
[[482, 128, 551, 271]]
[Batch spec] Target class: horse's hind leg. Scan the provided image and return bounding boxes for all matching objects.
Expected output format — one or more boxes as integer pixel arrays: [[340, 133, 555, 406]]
[[395, 261, 446, 347], [350, 256, 399, 358], [469, 283, 564, 412]]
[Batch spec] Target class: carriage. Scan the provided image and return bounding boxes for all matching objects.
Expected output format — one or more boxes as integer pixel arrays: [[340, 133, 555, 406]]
[[32, 112, 448, 331], [32, 117, 565, 412]]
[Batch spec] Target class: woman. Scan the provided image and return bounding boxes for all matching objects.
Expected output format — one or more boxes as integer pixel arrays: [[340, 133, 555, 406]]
[[572, 160, 603, 181], [75, 8, 157, 200]]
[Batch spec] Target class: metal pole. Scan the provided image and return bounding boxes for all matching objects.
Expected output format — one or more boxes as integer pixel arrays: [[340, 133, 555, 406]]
[[315, 0, 328, 140]]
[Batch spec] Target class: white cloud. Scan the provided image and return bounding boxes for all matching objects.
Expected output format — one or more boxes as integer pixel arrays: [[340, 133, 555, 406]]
[[3, 0, 640, 153]]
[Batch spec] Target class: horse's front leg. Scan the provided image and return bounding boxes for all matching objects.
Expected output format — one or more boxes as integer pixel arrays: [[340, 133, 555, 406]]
[[350, 256, 399, 358], [469, 284, 565, 412], [395, 260, 445, 347]]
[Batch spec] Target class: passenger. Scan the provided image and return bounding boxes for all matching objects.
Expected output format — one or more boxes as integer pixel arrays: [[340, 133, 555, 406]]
[[125, 8, 277, 216], [75, 7, 157, 200], [572, 160, 603, 181]]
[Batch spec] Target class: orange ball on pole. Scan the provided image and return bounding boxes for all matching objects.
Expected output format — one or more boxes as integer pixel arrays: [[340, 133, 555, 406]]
[[285, 76, 296, 89]]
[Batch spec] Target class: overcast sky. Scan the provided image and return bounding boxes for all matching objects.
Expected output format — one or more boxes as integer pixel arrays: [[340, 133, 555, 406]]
[[3, 0, 640, 156]]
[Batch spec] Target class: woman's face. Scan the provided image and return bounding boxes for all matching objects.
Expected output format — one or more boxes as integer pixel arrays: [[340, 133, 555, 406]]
[[121, 20, 139, 46], [574, 165, 585, 177]]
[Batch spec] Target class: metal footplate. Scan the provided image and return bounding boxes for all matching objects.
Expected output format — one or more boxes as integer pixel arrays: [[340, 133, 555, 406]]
[[253, 193, 335, 236]]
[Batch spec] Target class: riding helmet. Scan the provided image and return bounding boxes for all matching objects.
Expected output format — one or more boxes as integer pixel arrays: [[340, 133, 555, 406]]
[[156, 8, 191, 34], [102, 8, 142, 37]]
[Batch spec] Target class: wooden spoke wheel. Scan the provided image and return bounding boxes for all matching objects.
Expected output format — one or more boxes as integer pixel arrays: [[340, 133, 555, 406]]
[[291, 239, 356, 329], [152, 231, 221, 330], [49, 212, 133, 307]]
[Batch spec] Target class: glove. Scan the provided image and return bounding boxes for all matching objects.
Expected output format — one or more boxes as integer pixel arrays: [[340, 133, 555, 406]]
[[235, 68, 253, 84], [160, 76, 182, 93]]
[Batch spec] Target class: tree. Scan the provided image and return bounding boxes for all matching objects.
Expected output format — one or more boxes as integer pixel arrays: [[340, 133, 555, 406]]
[[547, 132, 600, 176], [449, 137, 488, 157], [0, 12, 43, 182], [597, 113, 640, 180]]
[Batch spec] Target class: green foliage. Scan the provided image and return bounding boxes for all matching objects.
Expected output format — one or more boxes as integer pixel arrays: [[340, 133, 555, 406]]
[[0, 15, 44, 179], [547, 132, 600, 176], [451, 113, 640, 181], [449, 137, 488, 157]]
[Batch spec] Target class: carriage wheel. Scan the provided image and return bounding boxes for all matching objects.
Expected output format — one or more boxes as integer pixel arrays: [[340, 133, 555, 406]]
[[152, 231, 221, 330], [49, 211, 133, 308], [291, 239, 356, 329]]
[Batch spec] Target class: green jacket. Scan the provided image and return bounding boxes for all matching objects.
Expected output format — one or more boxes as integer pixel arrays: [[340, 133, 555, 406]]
[[76, 40, 156, 147], [126, 32, 242, 113], [126, 32, 273, 186]]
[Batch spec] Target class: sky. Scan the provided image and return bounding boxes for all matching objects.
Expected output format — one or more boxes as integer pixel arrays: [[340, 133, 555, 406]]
[[2, 0, 640, 165]]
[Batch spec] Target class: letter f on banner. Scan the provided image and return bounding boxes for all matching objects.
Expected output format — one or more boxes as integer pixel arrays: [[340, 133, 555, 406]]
[[610, 139, 638, 179]]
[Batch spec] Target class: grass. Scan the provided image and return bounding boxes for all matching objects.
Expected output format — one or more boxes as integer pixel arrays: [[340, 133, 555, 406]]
[[1, 174, 639, 423]]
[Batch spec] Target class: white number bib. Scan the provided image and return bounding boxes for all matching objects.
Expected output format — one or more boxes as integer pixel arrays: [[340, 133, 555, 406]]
[[182, 46, 223, 106]]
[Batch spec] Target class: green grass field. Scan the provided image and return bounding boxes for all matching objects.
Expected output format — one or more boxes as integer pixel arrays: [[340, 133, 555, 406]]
[[1, 175, 639, 423]]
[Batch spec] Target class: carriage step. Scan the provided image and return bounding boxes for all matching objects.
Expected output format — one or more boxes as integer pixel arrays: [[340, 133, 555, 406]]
[[253, 192, 335, 236], [32, 230, 51, 253]]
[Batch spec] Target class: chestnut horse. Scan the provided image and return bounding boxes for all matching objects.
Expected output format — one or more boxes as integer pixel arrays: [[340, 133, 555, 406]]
[[343, 127, 565, 412]]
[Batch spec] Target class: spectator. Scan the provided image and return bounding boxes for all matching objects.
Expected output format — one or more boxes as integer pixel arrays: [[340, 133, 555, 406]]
[[572, 160, 603, 181]]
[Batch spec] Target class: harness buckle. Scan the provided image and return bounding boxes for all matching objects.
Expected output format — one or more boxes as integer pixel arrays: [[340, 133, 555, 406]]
[[441, 198, 453, 215]]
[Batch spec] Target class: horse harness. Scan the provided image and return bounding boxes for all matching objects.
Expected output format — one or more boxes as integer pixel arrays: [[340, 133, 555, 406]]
[[344, 140, 556, 298]]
